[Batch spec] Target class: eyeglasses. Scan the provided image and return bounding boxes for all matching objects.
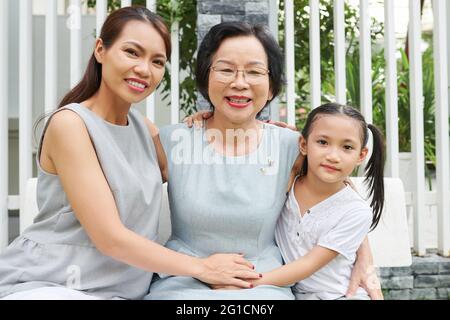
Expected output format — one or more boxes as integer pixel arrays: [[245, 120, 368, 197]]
[[210, 64, 270, 84]]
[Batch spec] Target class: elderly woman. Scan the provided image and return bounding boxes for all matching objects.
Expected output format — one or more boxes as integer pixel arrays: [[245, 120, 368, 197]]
[[145, 22, 381, 300]]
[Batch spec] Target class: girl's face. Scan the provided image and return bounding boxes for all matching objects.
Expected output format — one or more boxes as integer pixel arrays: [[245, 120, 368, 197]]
[[207, 35, 273, 125], [95, 20, 167, 105], [300, 115, 368, 184]]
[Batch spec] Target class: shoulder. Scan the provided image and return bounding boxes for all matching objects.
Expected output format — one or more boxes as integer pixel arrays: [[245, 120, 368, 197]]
[[44, 109, 95, 162], [264, 123, 300, 152], [159, 123, 190, 135], [143, 117, 159, 138], [159, 123, 191, 145], [340, 188, 373, 223], [264, 123, 300, 140], [46, 108, 87, 137]]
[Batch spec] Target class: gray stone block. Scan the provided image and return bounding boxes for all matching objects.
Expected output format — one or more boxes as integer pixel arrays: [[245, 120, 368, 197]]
[[378, 267, 391, 277], [196, 95, 211, 111], [389, 266, 413, 276], [197, 14, 221, 28], [200, 2, 245, 15], [197, 30, 210, 42], [384, 289, 411, 300], [437, 288, 450, 300], [414, 275, 440, 288], [245, 2, 269, 14], [412, 262, 439, 275], [410, 288, 437, 300], [438, 275, 450, 287], [381, 276, 414, 289], [439, 261, 450, 275], [244, 14, 269, 25], [221, 15, 246, 23]]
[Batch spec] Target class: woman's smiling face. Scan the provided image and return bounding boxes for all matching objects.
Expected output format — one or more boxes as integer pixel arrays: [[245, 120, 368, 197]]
[[207, 35, 273, 125], [95, 20, 167, 105]]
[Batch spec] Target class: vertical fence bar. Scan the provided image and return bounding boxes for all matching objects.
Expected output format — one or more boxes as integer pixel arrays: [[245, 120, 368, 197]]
[[432, 0, 450, 257], [19, 0, 33, 230], [146, 0, 156, 121], [309, 0, 321, 110], [355, 0, 373, 177], [96, 0, 107, 38], [269, 0, 280, 121], [170, 19, 179, 124], [334, 0, 346, 104], [359, 0, 372, 123], [285, 0, 295, 125], [45, 0, 58, 115], [409, 0, 427, 256], [121, 0, 132, 7], [69, 0, 82, 88], [384, 0, 400, 178], [0, 0, 9, 251]]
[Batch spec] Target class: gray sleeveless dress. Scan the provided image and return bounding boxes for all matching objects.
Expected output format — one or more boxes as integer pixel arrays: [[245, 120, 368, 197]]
[[0, 103, 162, 299], [145, 123, 300, 300]]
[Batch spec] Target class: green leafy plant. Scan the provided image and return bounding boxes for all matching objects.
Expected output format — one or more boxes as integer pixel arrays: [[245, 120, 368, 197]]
[[278, 0, 383, 129], [278, 0, 441, 186]]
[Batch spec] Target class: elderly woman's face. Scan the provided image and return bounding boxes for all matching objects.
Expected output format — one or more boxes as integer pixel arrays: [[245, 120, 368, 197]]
[[95, 20, 167, 105], [208, 35, 273, 124]]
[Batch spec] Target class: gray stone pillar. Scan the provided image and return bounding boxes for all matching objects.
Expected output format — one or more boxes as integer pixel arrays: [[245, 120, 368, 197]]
[[196, 0, 272, 120]]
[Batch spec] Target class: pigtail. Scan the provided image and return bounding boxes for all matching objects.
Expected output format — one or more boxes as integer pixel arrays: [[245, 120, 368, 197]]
[[364, 124, 385, 231]]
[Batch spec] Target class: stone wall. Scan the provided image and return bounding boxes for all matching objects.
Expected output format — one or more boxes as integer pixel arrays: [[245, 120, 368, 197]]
[[380, 252, 450, 300]]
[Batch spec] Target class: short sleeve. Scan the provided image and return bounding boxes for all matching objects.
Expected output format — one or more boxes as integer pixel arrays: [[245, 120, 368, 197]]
[[317, 208, 372, 261]]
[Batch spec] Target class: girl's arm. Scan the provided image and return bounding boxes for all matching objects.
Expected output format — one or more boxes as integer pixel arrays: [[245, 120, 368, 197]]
[[44, 110, 259, 288], [144, 117, 168, 183], [253, 246, 338, 287], [347, 237, 383, 299]]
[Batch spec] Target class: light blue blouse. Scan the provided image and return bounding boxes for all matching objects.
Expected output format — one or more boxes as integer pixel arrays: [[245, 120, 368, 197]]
[[145, 123, 300, 300]]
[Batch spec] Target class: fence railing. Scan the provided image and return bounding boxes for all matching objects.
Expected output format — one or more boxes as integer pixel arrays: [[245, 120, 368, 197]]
[[282, 0, 449, 256], [1, 0, 449, 257], [0, 0, 180, 251]]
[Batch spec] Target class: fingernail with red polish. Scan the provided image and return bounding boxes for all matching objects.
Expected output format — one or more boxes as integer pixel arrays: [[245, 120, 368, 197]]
[[259, 274, 263, 278], [249, 284, 253, 288]]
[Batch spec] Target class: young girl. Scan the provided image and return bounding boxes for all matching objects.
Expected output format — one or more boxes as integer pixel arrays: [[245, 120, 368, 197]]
[[253, 102, 385, 300]]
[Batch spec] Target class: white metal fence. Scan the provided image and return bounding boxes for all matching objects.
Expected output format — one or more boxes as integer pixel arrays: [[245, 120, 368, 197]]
[[0, 0, 180, 251], [1, 0, 449, 257], [282, 0, 449, 256]]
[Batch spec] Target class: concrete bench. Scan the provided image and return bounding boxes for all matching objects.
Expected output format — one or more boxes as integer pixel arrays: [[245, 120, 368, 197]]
[[20, 177, 412, 268]]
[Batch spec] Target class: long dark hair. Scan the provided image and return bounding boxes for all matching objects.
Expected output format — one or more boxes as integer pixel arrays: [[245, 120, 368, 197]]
[[58, 6, 171, 109], [300, 103, 385, 230]]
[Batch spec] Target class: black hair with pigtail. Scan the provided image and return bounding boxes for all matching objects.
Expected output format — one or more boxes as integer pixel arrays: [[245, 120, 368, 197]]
[[299, 102, 385, 231]]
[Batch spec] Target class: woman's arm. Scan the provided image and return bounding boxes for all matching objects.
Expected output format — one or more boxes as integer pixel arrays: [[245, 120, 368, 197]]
[[253, 246, 338, 287], [44, 110, 259, 288], [347, 237, 384, 299], [144, 117, 168, 183]]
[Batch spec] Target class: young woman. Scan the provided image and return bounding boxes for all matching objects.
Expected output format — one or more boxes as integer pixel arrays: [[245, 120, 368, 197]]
[[0, 7, 258, 300]]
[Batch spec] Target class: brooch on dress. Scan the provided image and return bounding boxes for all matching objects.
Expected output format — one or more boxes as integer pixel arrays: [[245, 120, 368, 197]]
[[260, 157, 274, 175]]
